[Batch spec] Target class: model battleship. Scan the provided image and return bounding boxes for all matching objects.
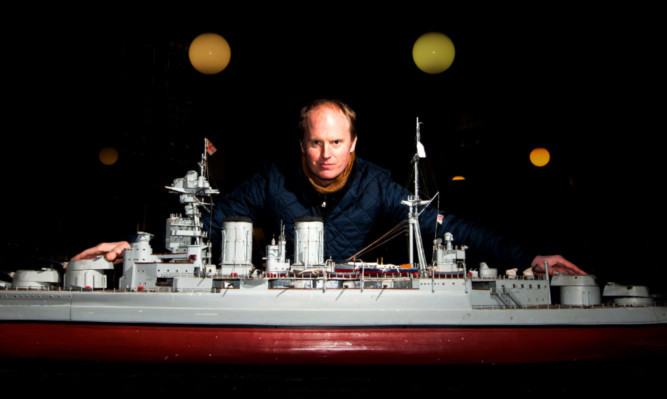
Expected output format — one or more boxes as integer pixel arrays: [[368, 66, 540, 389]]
[[1, 124, 665, 365]]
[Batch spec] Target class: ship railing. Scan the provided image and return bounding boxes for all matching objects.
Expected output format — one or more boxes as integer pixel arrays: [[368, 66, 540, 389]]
[[258, 270, 549, 281], [472, 302, 662, 310], [1, 285, 58, 292], [470, 275, 548, 282], [260, 271, 418, 280]]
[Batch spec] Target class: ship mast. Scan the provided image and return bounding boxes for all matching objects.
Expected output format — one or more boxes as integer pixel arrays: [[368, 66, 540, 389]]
[[402, 117, 433, 273]]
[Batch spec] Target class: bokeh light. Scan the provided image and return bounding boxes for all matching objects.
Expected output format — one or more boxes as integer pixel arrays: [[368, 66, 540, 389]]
[[188, 33, 231, 75], [412, 32, 455, 74], [99, 147, 119, 166], [451, 175, 466, 181], [529, 147, 551, 167]]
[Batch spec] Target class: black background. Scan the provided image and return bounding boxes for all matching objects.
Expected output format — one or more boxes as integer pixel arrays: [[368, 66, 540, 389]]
[[2, 5, 663, 292], [0, 4, 665, 393]]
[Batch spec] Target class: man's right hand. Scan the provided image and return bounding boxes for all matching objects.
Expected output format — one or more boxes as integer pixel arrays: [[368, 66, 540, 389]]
[[71, 241, 131, 264]]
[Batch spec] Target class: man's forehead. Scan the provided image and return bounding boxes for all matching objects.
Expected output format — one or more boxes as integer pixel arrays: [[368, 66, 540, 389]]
[[309, 105, 346, 121], [308, 106, 350, 129]]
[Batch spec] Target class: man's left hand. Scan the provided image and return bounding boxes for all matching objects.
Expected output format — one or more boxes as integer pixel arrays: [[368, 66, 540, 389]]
[[531, 255, 586, 276]]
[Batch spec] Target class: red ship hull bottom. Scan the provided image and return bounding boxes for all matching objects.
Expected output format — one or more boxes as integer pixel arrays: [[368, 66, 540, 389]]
[[1, 323, 665, 365]]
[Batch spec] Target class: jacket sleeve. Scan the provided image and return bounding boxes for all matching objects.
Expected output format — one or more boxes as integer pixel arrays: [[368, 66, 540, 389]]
[[203, 170, 268, 247], [432, 210, 537, 269], [380, 176, 536, 269]]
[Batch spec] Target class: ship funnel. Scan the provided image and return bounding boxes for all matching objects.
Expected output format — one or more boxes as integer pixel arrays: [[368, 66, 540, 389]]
[[293, 216, 324, 268], [221, 216, 253, 269]]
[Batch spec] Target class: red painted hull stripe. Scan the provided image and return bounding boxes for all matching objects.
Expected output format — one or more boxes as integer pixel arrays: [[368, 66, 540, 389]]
[[1, 322, 665, 365]]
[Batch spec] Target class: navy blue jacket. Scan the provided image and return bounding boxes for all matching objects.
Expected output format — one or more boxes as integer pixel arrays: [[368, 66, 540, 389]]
[[206, 157, 535, 268]]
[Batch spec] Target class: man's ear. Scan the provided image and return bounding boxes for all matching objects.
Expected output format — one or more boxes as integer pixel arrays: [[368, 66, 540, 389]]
[[350, 136, 357, 153], [299, 139, 305, 154]]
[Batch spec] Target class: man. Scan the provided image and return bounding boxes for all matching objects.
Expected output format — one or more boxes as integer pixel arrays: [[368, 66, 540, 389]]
[[73, 99, 585, 277]]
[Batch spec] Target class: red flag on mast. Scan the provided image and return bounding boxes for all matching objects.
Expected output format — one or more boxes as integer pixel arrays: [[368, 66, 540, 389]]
[[205, 138, 217, 156]]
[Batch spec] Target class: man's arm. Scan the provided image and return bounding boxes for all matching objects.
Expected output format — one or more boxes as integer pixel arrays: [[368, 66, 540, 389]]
[[71, 241, 131, 264]]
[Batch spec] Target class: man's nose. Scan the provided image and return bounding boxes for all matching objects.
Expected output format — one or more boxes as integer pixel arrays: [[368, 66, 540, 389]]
[[322, 144, 331, 158]]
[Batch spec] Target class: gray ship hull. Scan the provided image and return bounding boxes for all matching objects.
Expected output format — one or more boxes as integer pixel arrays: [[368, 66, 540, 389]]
[[2, 279, 666, 327]]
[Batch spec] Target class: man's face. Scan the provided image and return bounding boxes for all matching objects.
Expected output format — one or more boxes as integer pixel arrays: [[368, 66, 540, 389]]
[[300, 105, 357, 186]]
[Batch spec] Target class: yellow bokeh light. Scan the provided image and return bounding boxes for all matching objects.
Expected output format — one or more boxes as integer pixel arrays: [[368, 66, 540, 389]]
[[412, 32, 455, 74], [99, 147, 119, 166], [188, 33, 231, 75], [530, 147, 550, 167], [451, 175, 466, 181]]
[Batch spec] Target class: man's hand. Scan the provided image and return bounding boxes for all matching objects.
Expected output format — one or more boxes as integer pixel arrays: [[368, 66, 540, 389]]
[[531, 255, 586, 276], [71, 241, 131, 264]]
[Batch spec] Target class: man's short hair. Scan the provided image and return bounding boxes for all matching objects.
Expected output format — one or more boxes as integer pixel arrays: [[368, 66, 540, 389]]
[[298, 99, 357, 140]]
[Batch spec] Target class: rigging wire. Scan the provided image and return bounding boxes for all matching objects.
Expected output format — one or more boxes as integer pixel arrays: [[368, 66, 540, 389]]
[[345, 219, 408, 262]]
